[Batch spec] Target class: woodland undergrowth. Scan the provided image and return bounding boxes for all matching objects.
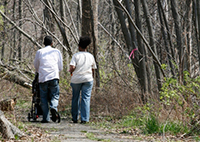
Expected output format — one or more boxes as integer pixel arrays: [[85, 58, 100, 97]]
[[0, 71, 200, 141]]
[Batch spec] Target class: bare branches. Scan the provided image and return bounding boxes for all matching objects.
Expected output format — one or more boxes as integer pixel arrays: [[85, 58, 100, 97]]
[[0, 10, 43, 49], [113, 0, 166, 78]]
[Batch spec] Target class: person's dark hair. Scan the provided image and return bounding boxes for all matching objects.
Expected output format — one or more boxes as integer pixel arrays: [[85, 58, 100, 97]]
[[78, 36, 91, 49], [43, 36, 52, 46]]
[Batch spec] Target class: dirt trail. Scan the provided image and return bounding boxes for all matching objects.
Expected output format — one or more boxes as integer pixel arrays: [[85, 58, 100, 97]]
[[29, 118, 142, 142]]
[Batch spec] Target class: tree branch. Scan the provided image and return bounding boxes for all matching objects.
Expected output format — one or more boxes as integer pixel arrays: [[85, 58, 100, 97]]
[[0, 10, 43, 49]]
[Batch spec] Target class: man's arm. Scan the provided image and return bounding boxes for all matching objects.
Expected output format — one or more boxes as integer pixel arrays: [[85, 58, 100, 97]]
[[34, 51, 39, 72]]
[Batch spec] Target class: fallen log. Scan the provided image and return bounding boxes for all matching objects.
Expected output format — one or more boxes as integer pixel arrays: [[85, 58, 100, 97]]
[[0, 110, 25, 139], [0, 67, 32, 89]]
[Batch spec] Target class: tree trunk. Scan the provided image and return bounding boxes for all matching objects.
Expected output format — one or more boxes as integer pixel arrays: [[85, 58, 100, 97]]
[[2, 0, 7, 63], [196, 0, 200, 73], [11, 0, 17, 62], [134, 0, 148, 99], [124, 0, 139, 76], [82, 0, 100, 88], [0, 110, 25, 139], [18, 0, 22, 62], [82, 0, 92, 39], [183, 0, 192, 75], [170, 0, 183, 82], [91, 0, 100, 88], [113, 0, 140, 86], [157, 0, 175, 78], [60, 0, 67, 58], [141, 0, 162, 93], [77, 0, 82, 35]]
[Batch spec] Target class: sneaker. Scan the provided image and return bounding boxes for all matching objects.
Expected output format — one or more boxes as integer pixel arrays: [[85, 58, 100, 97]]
[[41, 120, 49, 123], [80, 121, 87, 124], [72, 119, 78, 123], [50, 108, 61, 123]]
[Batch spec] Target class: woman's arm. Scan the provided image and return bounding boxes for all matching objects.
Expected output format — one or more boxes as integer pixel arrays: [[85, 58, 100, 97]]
[[92, 69, 95, 78], [69, 65, 75, 75]]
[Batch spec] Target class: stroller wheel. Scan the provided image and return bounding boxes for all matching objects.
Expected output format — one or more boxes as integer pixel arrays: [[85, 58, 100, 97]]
[[28, 113, 31, 122]]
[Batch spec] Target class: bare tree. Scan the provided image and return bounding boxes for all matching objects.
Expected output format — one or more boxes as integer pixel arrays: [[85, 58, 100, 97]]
[[81, 0, 100, 87], [157, 0, 175, 78], [1, 0, 7, 62], [141, 0, 162, 92], [196, 0, 200, 73], [170, 0, 183, 82], [18, 0, 23, 61], [183, 0, 193, 75]]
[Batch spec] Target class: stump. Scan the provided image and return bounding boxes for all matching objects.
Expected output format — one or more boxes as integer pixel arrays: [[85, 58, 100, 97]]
[[0, 98, 17, 111]]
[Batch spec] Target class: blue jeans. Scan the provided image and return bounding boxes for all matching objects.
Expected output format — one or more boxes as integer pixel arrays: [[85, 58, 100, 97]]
[[71, 81, 93, 122], [39, 79, 59, 121]]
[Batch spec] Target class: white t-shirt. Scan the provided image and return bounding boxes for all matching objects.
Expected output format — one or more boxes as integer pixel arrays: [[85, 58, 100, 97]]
[[34, 46, 63, 83], [70, 52, 97, 83]]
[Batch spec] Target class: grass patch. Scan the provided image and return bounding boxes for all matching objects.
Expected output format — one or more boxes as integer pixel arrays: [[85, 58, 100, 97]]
[[91, 113, 190, 137], [160, 121, 189, 135], [16, 99, 30, 109], [86, 132, 105, 141]]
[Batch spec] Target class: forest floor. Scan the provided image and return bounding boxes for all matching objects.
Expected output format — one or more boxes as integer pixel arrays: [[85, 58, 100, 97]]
[[22, 117, 141, 142], [9, 112, 196, 142], [0, 80, 198, 142]]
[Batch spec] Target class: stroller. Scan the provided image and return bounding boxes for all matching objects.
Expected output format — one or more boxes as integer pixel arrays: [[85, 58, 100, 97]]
[[28, 73, 43, 121], [28, 73, 61, 123]]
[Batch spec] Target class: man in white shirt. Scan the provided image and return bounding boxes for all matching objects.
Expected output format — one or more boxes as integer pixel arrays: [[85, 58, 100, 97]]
[[34, 36, 63, 123]]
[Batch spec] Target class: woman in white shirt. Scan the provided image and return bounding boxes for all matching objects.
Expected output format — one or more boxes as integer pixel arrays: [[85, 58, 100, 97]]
[[69, 36, 97, 124]]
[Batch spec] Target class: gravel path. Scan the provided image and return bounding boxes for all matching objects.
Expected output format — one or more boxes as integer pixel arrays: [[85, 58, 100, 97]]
[[29, 117, 142, 142]]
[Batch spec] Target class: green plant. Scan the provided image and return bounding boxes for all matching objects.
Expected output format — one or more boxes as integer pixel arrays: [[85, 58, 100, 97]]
[[194, 136, 200, 141], [14, 134, 20, 140], [160, 121, 189, 135], [86, 132, 104, 141], [144, 115, 160, 134], [17, 122, 25, 130], [160, 71, 200, 135]]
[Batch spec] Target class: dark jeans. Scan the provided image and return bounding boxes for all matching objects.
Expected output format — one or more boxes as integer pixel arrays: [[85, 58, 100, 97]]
[[39, 79, 59, 121]]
